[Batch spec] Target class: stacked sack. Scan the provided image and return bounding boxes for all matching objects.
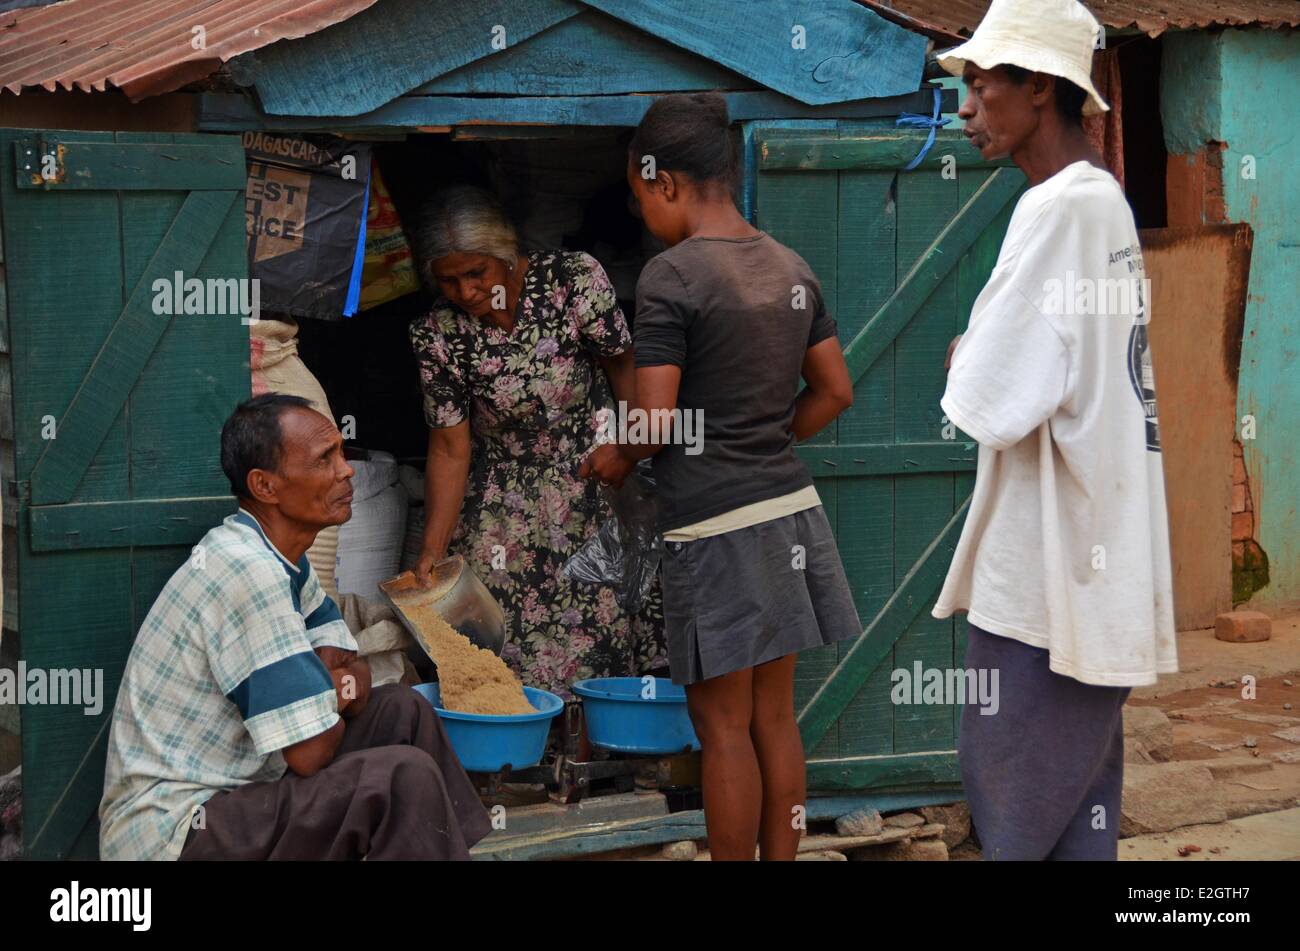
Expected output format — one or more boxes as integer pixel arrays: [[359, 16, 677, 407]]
[[397, 465, 426, 572], [250, 317, 339, 595], [335, 451, 408, 600]]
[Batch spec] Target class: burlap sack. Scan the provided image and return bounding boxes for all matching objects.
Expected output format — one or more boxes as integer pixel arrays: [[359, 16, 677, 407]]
[[249, 317, 340, 596]]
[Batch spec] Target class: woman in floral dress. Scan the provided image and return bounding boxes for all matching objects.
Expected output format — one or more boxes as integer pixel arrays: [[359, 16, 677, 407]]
[[408, 185, 665, 697]]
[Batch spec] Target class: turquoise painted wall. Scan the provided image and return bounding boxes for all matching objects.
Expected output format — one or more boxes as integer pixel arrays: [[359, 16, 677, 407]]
[[1163, 29, 1300, 607]]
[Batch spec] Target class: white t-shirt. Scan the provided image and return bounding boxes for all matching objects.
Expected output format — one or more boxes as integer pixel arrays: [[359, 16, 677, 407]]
[[932, 161, 1177, 687]]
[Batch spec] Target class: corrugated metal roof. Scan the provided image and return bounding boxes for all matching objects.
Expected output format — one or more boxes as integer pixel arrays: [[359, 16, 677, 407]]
[[0, 0, 379, 99], [861, 1, 1300, 41]]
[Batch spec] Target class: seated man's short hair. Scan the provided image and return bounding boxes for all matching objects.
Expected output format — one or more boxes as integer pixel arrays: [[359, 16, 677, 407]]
[[220, 393, 315, 500]]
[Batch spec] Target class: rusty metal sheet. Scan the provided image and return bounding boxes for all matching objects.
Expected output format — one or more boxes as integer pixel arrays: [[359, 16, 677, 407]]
[[1139, 224, 1253, 629], [861, 0, 1300, 40], [0, 0, 379, 100]]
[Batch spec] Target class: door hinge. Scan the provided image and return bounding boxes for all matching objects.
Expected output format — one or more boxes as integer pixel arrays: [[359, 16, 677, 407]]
[[15, 136, 65, 189]]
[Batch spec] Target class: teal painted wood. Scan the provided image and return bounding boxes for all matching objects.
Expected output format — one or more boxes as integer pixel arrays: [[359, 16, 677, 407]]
[[29, 497, 238, 551], [760, 128, 1006, 171], [840, 168, 1025, 382], [797, 496, 971, 751], [805, 789, 963, 821], [754, 151, 840, 760], [583, 0, 927, 104], [11, 139, 245, 191], [6, 131, 124, 503], [754, 128, 1026, 792], [417, 9, 753, 96], [2, 129, 249, 859], [240, 0, 927, 116], [28, 189, 238, 506], [239, 0, 584, 117], [795, 441, 976, 477], [890, 168, 961, 756], [196, 89, 945, 132], [1164, 29, 1300, 605], [115, 132, 250, 507], [831, 160, 897, 760], [805, 752, 960, 792]]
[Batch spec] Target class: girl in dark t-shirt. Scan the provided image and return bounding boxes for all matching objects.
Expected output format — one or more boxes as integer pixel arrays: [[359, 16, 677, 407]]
[[580, 93, 861, 861]]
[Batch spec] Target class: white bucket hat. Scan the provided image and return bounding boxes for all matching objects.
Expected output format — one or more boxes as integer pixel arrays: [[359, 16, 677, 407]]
[[937, 0, 1110, 116]]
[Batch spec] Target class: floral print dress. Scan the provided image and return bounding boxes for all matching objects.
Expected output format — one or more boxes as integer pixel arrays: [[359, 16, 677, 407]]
[[409, 250, 667, 697]]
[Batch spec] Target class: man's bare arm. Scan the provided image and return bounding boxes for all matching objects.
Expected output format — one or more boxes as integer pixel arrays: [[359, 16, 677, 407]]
[[282, 718, 344, 777]]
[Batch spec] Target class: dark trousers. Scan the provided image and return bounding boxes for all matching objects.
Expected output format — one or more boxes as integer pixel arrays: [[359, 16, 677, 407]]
[[181, 684, 492, 860], [958, 624, 1130, 861]]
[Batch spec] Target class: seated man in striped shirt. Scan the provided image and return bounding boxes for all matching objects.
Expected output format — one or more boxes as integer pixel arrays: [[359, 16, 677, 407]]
[[99, 394, 491, 860]]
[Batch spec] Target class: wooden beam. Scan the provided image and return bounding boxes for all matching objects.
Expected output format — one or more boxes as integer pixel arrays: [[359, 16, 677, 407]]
[[28, 190, 238, 506], [29, 497, 236, 551], [25, 715, 110, 859], [476, 791, 668, 840], [796, 441, 976, 477], [806, 752, 961, 792], [841, 168, 1025, 383], [797, 495, 972, 750], [197, 89, 950, 132], [12, 140, 245, 191], [805, 788, 964, 820], [471, 808, 707, 861], [760, 129, 1016, 171]]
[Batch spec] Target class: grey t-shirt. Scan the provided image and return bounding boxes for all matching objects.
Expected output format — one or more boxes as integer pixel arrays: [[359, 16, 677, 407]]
[[633, 232, 837, 532]]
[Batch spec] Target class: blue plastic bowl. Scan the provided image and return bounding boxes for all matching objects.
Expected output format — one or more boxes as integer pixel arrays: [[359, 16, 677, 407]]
[[412, 682, 563, 773], [572, 677, 701, 754]]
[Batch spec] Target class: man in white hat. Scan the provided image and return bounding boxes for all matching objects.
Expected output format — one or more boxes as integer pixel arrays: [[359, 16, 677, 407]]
[[932, 0, 1177, 860]]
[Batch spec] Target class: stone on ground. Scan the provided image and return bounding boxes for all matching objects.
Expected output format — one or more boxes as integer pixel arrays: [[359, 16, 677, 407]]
[[834, 806, 883, 838], [1124, 705, 1174, 763], [919, 802, 971, 848], [1122, 762, 1226, 836]]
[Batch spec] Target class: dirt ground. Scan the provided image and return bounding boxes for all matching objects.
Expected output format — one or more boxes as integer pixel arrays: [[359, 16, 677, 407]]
[[1120, 609, 1300, 860]]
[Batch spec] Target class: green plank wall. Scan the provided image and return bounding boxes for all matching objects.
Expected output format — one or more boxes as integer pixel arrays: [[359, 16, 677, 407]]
[[751, 123, 1017, 780], [1, 131, 248, 857]]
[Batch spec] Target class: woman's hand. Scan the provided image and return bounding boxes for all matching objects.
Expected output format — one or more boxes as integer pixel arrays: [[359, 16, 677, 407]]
[[413, 547, 446, 589], [580, 444, 635, 489]]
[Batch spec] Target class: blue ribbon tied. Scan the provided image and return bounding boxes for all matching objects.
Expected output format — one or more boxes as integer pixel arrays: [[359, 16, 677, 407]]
[[895, 87, 951, 172]]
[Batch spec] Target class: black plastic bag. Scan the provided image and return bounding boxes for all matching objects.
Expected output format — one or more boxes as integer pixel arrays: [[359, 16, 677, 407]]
[[564, 464, 661, 613]]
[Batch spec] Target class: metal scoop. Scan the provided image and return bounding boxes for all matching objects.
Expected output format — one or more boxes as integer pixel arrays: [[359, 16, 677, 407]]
[[379, 555, 507, 657]]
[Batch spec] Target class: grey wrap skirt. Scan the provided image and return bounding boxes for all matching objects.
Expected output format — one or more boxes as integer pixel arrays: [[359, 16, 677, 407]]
[[659, 505, 861, 685]]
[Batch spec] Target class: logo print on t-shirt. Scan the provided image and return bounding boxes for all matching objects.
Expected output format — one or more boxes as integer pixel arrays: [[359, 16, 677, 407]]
[[1127, 283, 1160, 452]]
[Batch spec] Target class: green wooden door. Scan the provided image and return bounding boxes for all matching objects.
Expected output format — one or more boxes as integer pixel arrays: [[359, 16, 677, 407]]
[[0, 130, 249, 858], [749, 126, 1025, 795]]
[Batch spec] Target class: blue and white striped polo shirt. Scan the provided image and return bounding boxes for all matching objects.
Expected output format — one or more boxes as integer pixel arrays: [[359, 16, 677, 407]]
[[99, 510, 357, 860]]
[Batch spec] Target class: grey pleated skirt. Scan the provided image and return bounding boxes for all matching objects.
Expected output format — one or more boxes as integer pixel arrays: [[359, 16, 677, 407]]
[[659, 505, 861, 685]]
